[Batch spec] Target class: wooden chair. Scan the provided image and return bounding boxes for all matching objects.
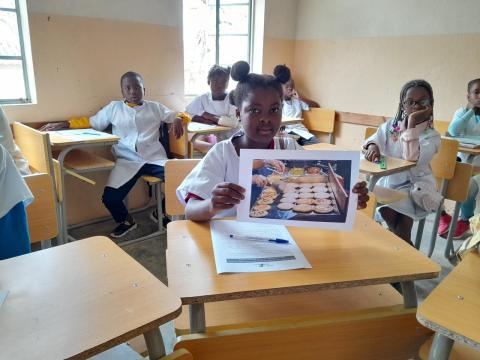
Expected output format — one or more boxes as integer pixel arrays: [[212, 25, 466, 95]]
[[434, 120, 450, 136], [302, 108, 336, 144], [23, 173, 58, 246], [169, 123, 189, 159], [415, 137, 459, 256], [360, 190, 376, 219], [164, 159, 200, 218]]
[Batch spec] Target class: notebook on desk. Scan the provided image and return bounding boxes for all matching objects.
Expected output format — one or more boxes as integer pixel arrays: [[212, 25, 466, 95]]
[[450, 136, 480, 149]]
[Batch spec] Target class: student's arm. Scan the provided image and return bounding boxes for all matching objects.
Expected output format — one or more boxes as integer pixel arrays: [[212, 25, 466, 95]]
[[298, 93, 320, 108], [89, 103, 115, 131], [156, 103, 184, 139], [448, 107, 475, 136], [363, 124, 387, 163], [191, 113, 219, 125], [185, 182, 245, 221]]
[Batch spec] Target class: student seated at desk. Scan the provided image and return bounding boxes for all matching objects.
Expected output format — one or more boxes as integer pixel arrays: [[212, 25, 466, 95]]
[[177, 61, 369, 221], [363, 80, 441, 245], [186, 65, 239, 153], [273, 64, 320, 146], [40, 71, 184, 238], [0, 107, 30, 175], [0, 144, 33, 260], [438, 78, 480, 239]]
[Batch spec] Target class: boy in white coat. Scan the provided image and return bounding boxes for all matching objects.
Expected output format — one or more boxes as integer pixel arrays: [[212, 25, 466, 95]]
[[41, 72, 184, 238]]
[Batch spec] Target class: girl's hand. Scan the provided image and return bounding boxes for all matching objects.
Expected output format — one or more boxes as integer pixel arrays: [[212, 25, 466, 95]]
[[252, 175, 269, 187], [38, 121, 69, 132], [291, 89, 300, 99], [467, 99, 480, 111], [210, 182, 245, 212], [364, 144, 380, 163], [264, 159, 286, 173], [407, 106, 432, 129], [170, 117, 184, 139], [352, 181, 369, 209]]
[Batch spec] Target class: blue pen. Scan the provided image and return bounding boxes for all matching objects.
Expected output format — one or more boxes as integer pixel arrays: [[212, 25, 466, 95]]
[[229, 234, 290, 244]]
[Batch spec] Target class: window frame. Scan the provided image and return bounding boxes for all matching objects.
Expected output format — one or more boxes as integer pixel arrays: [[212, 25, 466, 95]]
[[0, 0, 36, 105]]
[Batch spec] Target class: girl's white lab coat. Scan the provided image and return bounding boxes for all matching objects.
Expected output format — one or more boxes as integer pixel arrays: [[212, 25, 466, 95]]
[[365, 118, 441, 218], [89, 100, 176, 189], [0, 144, 33, 219]]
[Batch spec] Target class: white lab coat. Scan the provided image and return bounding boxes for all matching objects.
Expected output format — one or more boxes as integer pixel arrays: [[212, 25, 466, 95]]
[[177, 135, 302, 218], [0, 144, 33, 219], [365, 118, 441, 218], [0, 108, 30, 175], [282, 98, 312, 135], [89, 100, 176, 189]]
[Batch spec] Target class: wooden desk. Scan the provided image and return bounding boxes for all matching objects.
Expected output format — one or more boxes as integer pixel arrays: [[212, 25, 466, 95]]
[[304, 143, 416, 191], [47, 130, 119, 244], [417, 252, 480, 360], [0, 236, 181, 360], [187, 123, 231, 158], [167, 214, 440, 333], [458, 146, 480, 164]]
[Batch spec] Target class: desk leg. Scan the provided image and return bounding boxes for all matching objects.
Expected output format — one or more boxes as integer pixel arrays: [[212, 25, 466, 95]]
[[189, 303, 206, 333], [400, 281, 417, 308], [368, 175, 380, 191], [428, 333, 454, 360], [143, 327, 166, 360]]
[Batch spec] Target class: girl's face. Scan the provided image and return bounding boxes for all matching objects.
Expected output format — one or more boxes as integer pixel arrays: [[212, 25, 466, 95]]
[[467, 81, 480, 104], [401, 86, 431, 116], [238, 87, 282, 145]]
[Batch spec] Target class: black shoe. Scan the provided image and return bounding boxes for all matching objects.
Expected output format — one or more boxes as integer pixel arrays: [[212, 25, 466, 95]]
[[150, 210, 171, 227], [110, 220, 137, 238]]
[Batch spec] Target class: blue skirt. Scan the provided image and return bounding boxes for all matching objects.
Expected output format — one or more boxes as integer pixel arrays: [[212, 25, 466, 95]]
[[0, 201, 31, 260]]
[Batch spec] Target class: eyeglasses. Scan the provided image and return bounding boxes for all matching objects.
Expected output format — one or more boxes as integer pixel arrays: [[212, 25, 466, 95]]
[[403, 98, 431, 107]]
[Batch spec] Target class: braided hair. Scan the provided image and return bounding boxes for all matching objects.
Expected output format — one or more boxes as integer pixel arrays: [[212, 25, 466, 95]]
[[229, 61, 290, 108], [394, 79, 434, 123]]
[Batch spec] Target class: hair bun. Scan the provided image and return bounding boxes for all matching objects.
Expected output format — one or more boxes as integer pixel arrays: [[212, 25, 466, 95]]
[[231, 61, 250, 82], [273, 64, 291, 84]]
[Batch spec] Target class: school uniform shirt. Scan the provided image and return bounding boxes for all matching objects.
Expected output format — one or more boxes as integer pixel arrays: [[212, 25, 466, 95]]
[[364, 118, 441, 218], [0, 144, 33, 219], [177, 134, 302, 218], [448, 107, 480, 166], [89, 100, 176, 189], [0, 107, 30, 175], [282, 98, 312, 135]]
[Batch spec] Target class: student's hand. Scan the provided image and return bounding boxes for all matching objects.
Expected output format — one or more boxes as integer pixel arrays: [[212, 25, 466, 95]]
[[252, 175, 269, 187], [407, 106, 432, 129], [209, 182, 245, 212], [202, 112, 220, 124], [291, 89, 300, 99], [171, 117, 184, 139], [38, 121, 69, 132], [264, 159, 286, 173], [467, 99, 480, 111], [352, 181, 369, 210], [364, 144, 380, 163]]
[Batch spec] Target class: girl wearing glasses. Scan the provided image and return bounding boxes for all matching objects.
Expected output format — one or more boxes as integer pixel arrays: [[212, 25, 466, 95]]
[[363, 80, 441, 245]]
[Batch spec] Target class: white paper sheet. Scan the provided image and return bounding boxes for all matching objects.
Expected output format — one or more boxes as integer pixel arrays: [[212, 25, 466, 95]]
[[290, 128, 314, 140], [48, 129, 117, 142], [210, 220, 312, 274], [237, 149, 360, 230]]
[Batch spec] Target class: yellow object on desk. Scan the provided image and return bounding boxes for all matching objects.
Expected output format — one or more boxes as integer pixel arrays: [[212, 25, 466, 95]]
[[68, 116, 91, 129]]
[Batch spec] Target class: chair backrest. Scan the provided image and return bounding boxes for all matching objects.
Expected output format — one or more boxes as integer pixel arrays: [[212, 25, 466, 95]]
[[433, 120, 450, 136], [23, 173, 58, 243], [169, 123, 189, 158], [12, 122, 54, 175], [165, 159, 201, 216], [302, 108, 335, 134], [430, 137, 459, 181], [445, 162, 473, 202], [364, 127, 377, 140], [360, 191, 376, 219]]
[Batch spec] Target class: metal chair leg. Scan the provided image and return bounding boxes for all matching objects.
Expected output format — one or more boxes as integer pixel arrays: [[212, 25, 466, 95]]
[[444, 202, 461, 259], [414, 218, 426, 249]]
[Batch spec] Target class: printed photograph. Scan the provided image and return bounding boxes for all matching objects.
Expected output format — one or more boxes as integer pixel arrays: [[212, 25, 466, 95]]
[[248, 159, 352, 223]]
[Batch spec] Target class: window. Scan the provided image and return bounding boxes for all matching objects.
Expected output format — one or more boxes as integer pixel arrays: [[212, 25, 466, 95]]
[[0, 0, 36, 104], [183, 0, 252, 95]]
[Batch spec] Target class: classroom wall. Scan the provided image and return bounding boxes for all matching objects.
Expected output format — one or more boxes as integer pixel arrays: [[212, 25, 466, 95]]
[[262, 0, 298, 74], [292, 0, 480, 146], [5, 0, 184, 224]]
